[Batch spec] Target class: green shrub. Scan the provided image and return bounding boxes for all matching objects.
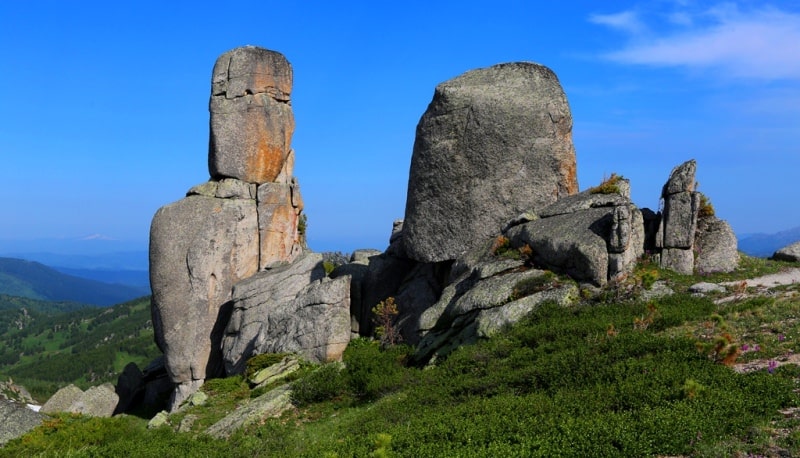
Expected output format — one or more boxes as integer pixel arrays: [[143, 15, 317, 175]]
[[343, 338, 413, 401], [291, 362, 347, 406]]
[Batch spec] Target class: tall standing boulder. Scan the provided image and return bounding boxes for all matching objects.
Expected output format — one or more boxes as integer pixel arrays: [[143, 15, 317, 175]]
[[656, 160, 700, 274], [209, 46, 294, 184], [403, 62, 579, 263], [149, 47, 303, 410]]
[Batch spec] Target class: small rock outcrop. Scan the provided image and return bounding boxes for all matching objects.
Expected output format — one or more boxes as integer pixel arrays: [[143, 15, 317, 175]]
[[205, 385, 292, 439], [222, 252, 351, 375], [41, 383, 119, 418], [402, 62, 579, 263], [651, 160, 738, 274], [0, 399, 43, 446], [149, 46, 305, 409], [773, 241, 800, 262], [506, 181, 644, 286]]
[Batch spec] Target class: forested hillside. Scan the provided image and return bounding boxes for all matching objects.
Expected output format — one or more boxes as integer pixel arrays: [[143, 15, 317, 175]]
[[0, 257, 148, 306], [0, 295, 160, 401]]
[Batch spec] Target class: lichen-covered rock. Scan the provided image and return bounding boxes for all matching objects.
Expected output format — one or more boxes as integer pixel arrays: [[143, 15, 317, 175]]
[[150, 194, 259, 388], [221, 252, 350, 374], [694, 216, 738, 274], [403, 62, 579, 263], [414, 255, 578, 363], [257, 180, 303, 269], [41, 384, 84, 414], [773, 241, 800, 262], [41, 383, 119, 418], [0, 399, 43, 446], [206, 385, 292, 439], [209, 46, 294, 184]]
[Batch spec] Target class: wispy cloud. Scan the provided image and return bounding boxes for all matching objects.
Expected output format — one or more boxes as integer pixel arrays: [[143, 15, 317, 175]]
[[588, 10, 646, 35], [592, 4, 800, 80]]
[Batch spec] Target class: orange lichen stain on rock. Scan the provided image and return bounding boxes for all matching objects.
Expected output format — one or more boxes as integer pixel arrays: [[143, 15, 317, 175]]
[[247, 141, 284, 184], [559, 155, 579, 197]]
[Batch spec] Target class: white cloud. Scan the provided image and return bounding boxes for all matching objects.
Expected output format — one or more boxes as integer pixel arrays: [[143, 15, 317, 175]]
[[593, 5, 800, 80], [588, 10, 646, 35]]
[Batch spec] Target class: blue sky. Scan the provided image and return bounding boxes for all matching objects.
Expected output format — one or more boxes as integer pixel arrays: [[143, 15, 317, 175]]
[[2, 1, 798, 254]]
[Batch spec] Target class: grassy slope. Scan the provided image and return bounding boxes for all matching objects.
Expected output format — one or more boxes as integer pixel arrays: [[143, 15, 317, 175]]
[[0, 257, 148, 306], [4, 255, 800, 457]]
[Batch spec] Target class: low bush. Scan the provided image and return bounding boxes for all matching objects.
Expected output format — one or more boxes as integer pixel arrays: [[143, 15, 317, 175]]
[[290, 362, 347, 406]]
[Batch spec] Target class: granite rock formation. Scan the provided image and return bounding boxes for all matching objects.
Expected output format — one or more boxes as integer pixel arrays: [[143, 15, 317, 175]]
[[403, 62, 579, 263], [221, 252, 351, 375], [0, 399, 43, 446], [505, 180, 645, 286], [41, 383, 119, 418], [651, 160, 738, 274], [149, 46, 304, 410]]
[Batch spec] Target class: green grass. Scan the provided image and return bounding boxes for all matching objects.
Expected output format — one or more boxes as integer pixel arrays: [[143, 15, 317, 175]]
[[4, 255, 800, 456]]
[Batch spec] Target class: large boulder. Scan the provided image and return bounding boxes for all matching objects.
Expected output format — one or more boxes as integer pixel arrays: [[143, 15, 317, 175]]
[[221, 252, 351, 374], [694, 216, 738, 274], [505, 186, 644, 286], [150, 193, 259, 388], [0, 399, 43, 446], [656, 160, 699, 274], [209, 46, 294, 184], [773, 241, 800, 262], [403, 62, 579, 263], [41, 383, 119, 418]]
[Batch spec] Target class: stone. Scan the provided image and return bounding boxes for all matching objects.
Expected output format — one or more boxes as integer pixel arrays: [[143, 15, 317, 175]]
[[694, 216, 739, 274], [178, 414, 198, 433], [773, 241, 800, 262], [660, 248, 694, 275], [662, 160, 697, 195], [150, 194, 259, 387], [660, 191, 700, 249], [351, 249, 382, 265], [221, 252, 351, 374], [249, 357, 300, 389], [0, 399, 44, 446], [641, 280, 674, 301], [206, 385, 292, 439], [69, 383, 119, 418], [330, 262, 370, 336], [403, 62, 579, 263], [414, 255, 578, 363], [359, 253, 416, 336], [392, 263, 448, 345], [689, 282, 726, 294], [114, 362, 143, 414], [41, 384, 84, 414], [147, 411, 170, 429], [257, 180, 303, 269], [170, 380, 204, 412], [209, 46, 295, 184], [506, 208, 611, 286]]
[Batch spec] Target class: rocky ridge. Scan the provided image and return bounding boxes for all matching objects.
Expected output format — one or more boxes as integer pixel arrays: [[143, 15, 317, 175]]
[[139, 48, 742, 412]]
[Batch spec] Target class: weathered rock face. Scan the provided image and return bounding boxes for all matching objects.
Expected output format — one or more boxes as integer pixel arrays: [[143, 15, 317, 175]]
[[0, 399, 43, 446], [221, 252, 351, 375], [694, 216, 738, 274], [649, 160, 738, 275], [506, 184, 645, 286], [413, 248, 578, 363], [209, 46, 294, 184], [774, 241, 800, 262], [656, 160, 699, 274], [149, 47, 304, 408], [150, 193, 259, 383], [41, 383, 119, 418], [403, 62, 579, 263]]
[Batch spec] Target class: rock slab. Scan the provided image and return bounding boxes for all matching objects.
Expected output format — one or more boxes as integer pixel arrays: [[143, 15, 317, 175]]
[[774, 241, 800, 262], [403, 62, 579, 263], [0, 399, 43, 446], [209, 46, 294, 184]]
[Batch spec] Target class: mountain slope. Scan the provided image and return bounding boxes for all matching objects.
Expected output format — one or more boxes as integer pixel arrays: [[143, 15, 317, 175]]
[[739, 225, 800, 257], [0, 296, 159, 401], [0, 257, 147, 306]]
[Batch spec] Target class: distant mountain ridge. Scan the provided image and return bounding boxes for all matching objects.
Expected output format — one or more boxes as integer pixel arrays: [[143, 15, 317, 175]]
[[0, 257, 149, 306], [738, 226, 800, 258]]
